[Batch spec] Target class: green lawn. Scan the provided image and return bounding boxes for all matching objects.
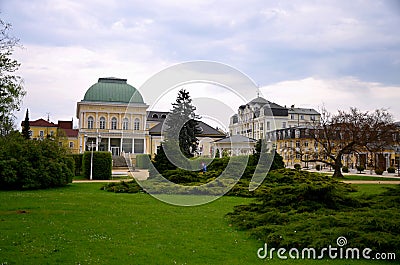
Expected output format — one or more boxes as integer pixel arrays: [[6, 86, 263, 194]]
[[341, 175, 400, 181], [0, 183, 396, 264]]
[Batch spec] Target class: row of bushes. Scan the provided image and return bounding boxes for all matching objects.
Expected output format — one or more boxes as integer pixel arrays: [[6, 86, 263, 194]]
[[70, 152, 112, 180], [294, 163, 397, 174]]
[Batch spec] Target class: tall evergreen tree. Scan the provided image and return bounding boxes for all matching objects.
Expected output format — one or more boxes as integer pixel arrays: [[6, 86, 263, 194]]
[[22, 108, 30, 139], [164, 89, 201, 158]]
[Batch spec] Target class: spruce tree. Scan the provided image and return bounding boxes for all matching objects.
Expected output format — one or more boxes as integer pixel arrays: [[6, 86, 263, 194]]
[[164, 89, 201, 158], [22, 109, 30, 139]]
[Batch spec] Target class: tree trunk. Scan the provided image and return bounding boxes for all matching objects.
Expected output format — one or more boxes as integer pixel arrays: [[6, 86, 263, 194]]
[[332, 155, 343, 178]]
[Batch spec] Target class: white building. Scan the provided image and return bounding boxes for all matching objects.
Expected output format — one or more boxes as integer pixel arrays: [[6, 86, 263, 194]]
[[229, 96, 320, 141]]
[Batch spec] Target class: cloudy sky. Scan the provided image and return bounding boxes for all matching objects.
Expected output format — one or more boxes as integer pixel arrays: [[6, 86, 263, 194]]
[[1, 0, 400, 129]]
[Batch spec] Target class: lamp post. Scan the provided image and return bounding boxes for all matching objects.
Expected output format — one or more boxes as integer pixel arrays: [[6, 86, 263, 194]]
[[396, 147, 400, 177], [84, 134, 101, 180]]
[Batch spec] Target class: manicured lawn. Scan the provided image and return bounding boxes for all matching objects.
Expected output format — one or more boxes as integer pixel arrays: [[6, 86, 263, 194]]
[[341, 175, 400, 181], [0, 183, 396, 264]]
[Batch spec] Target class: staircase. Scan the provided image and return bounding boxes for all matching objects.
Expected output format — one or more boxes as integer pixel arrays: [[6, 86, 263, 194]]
[[112, 156, 128, 168]]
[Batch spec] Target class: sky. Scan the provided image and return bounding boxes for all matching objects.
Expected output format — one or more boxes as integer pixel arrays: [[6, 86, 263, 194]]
[[1, 0, 400, 130]]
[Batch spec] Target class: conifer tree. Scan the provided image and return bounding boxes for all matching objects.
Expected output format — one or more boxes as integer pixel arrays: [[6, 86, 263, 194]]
[[164, 89, 201, 158], [22, 109, 30, 139]]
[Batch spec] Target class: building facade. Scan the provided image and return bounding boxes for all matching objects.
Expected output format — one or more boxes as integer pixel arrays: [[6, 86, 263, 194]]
[[76, 77, 225, 158], [76, 77, 148, 156], [229, 96, 321, 141], [268, 126, 399, 171], [22, 118, 79, 153]]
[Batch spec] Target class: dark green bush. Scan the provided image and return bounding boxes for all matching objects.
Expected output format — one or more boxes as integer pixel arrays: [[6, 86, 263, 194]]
[[136, 154, 151, 169], [375, 168, 384, 175], [342, 166, 349, 173], [387, 167, 396, 173], [294, 163, 301, 170], [0, 132, 74, 189], [70, 154, 83, 175], [227, 169, 400, 255], [83, 151, 112, 180], [102, 180, 144, 193], [356, 165, 365, 173], [315, 164, 321, 171]]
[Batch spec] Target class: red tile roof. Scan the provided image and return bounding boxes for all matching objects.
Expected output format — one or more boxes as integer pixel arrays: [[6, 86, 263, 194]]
[[61, 128, 79, 138], [58, 120, 73, 129], [25, 118, 57, 127]]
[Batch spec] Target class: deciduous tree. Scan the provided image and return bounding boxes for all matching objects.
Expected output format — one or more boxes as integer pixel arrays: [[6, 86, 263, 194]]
[[0, 18, 25, 135], [296, 107, 396, 178]]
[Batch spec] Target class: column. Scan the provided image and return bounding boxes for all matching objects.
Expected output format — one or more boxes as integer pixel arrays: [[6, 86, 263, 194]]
[[80, 112, 84, 129], [132, 138, 135, 154], [108, 137, 111, 152]]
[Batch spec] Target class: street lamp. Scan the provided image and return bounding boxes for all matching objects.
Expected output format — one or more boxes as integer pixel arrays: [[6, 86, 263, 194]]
[[396, 147, 400, 177], [84, 134, 101, 180]]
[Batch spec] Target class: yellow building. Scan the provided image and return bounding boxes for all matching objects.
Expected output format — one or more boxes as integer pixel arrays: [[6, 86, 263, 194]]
[[76, 77, 148, 157], [22, 118, 79, 154], [75, 77, 227, 165], [268, 126, 399, 172]]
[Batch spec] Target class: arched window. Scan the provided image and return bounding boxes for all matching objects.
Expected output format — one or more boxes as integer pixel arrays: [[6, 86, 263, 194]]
[[152, 113, 159, 119], [88, 116, 94, 129], [134, 118, 140, 130], [111, 117, 117, 130], [122, 118, 129, 130], [161, 114, 167, 119], [99, 117, 106, 129]]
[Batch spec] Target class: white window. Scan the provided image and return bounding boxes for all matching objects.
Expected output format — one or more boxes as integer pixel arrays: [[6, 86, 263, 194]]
[[282, 122, 286, 129], [300, 115, 304, 120], [266, 121, 270, 131], [69, 142, 74, 148], [295, 129, 300, 138], [39, 130, 44, 138], [99, 117, 106, 129], [111, 117, 117, 130], [88, 116, 94, 129], [123, 118, 129, 130], [134, 118, 140, 130], [290, 114, 294, 120]]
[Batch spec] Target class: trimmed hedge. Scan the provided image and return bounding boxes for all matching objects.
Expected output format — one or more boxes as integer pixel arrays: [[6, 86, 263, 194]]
[[69, 154, 84, 175], [83, 151, 112, 180], [342, 166, 349, 173], [135, 154, 151, 169], [387, 167, 396, 174]]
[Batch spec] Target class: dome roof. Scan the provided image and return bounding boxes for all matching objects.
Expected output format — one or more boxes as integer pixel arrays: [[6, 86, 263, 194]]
[[83, 77, 144, 103]]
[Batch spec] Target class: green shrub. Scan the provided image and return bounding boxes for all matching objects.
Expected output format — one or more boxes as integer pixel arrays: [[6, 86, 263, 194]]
[[0, 132, 74, 190], [70, 154, 83, 175], [102, 180, 144, 193], [356, 165, 365, 173], [315, 164, 321, 171], [294, 163, 301, 170], [227, 169, 400, 255], [136, 154, 151, 169], [83, 151, 112, 180], [342, 166, 349, 173], [387, 167, 396, 173], [375, 168, 384, 175]]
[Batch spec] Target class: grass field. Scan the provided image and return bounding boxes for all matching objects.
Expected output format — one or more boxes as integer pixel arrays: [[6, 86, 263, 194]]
[[0, 183, 397, 264], [341, 175, 400, 181]]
